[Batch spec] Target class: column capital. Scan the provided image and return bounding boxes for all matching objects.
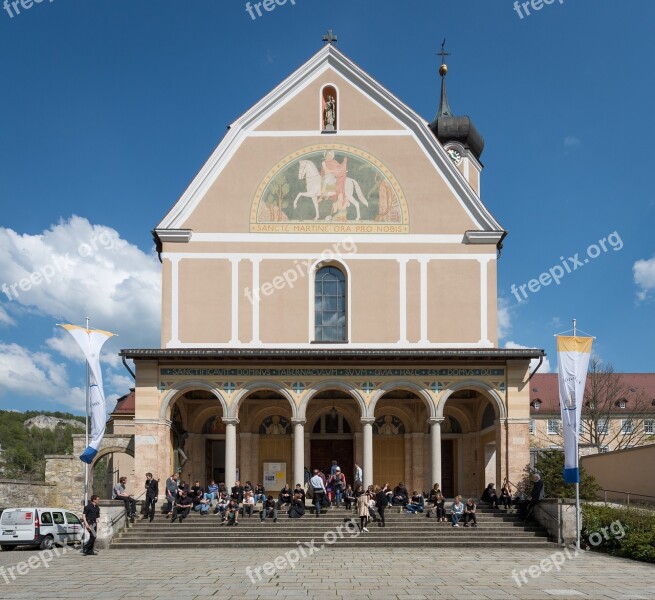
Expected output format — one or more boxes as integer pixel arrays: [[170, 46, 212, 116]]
[[222, 417, 240, 426], [360, 417, 376, 425], [427, 417, 445, 426], [291, 418, 306, 426]]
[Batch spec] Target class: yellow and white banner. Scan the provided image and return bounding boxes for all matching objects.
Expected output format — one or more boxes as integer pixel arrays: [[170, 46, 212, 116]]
[[556, 336, 593, 483], [59, 324, 116, 464]]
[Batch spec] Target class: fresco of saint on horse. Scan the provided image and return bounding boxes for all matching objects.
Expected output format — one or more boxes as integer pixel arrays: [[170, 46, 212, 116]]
[[252, 145, 406, 225]]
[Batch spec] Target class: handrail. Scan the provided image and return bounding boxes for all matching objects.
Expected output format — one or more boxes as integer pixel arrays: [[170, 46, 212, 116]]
[[598, 488, 655, 508]]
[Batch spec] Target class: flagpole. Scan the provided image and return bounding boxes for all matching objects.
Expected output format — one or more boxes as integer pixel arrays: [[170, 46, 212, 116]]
[[573, 318, 581, 551], [84, 316, 90, 507]]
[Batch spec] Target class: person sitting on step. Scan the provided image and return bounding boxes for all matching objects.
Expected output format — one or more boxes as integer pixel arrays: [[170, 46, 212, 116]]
[[260, 495, 278, 523], [499, 478, 512, 509], [277, 483, 292, 509], [434, 493, 446, 522], [481, 483, 499, 509], [427, 483, 442, 506], [405, 490, 425, 514], [451, 495, 464, 527], [288, 492, 306, 518], [392, 482, 409, 507], [343, 484, 356, 510], [463, 498, 477, 527], [242, 490, 255, 518], [213, 492, 229, 516], [170, 490, 192, 523], [224, 499, 239, 526], [294, 483, 306, 505], [192, 489, 210, 515]]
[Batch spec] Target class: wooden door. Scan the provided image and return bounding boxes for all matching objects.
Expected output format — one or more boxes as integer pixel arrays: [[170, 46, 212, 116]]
[[310, 439, 353, 486], [441, 440, 455, 497], [373, 436, 405, 488]]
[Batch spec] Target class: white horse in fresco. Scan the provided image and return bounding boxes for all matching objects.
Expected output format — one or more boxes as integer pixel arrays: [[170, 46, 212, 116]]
[[292, 160, 369, 221]]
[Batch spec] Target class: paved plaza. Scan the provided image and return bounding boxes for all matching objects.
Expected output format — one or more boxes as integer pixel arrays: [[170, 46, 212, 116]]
[[0, 546, 653, 599]]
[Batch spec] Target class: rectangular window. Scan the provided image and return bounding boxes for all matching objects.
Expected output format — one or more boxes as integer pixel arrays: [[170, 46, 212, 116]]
[[547, 419, 560, 435], [644, 419, 654, 435], [599, 446, 609, 453], [597, 418, 609, 434], [621, 419, 633, 434], [529, 419, 536, 435]]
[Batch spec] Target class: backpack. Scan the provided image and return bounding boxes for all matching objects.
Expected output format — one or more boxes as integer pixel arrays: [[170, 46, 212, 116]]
[[426, 508, 436, 518]]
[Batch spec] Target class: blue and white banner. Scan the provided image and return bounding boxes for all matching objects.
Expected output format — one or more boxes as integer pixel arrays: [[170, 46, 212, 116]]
[[556, 336, 593, 484], [59, 324, 116, 464]]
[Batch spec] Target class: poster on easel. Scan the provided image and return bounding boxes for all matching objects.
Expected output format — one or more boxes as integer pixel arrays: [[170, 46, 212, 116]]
[[263, 462, 286, 491]]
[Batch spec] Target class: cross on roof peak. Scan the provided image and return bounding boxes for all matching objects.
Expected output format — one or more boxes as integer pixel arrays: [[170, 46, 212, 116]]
[[438, 38, 450, 65], [323, 29, 338, 45]]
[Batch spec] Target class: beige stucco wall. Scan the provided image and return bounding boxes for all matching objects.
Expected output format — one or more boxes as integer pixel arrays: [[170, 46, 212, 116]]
[[581, 444, 655, 501]]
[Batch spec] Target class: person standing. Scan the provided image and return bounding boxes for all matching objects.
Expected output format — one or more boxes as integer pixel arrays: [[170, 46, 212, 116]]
[[310, 469, 326, 517], [82, 495, 100, 556], [331, 467, 346, 508], [113, 477, 137, 523], [525, 474, 545, 521], [354, 463, 363, 489], [165, 473, 178, 517], [356, 489, 370, 532], [143, 473, 159, 522], [375, 484, 388, 528]]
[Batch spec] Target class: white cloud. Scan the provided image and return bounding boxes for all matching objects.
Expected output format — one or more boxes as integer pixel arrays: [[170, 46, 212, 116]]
[[497, 297, 512, 339], [0, 342, 86, 411], [563, 136, 581, 148], [504, 341, 552, 374], [0, 305, 14, 326], [0, 216, 161, 345], [633, 256, 655, 301]]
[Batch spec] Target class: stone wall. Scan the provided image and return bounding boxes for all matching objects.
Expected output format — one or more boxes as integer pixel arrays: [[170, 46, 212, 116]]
[[0, 479, 58, 509], [535, 498, 577, 545]]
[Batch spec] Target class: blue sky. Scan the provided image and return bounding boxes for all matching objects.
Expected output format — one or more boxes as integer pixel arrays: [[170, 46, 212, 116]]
[[0, 0, 653, 414]]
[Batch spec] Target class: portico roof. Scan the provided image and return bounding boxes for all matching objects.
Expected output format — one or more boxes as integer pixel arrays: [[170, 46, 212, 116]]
[[119, 347, 544, 364]]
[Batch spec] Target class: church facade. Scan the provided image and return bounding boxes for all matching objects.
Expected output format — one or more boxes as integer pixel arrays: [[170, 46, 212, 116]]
[[121, 41, 543, 498]]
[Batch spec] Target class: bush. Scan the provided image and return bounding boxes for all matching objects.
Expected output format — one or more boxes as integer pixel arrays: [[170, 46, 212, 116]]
[[522, 450, 599, 500], [582, 504, 655, 563]]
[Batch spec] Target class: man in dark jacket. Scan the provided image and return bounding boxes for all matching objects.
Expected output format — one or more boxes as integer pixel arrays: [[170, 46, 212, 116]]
[[376, 484, 389, 527], [143, 472, 159, 522], [277, 484, 292, 508], [288, 493, 306, 518], [525, 474, 545, 521], [392, 482, 409, 507], [231, 480, 245, 504]]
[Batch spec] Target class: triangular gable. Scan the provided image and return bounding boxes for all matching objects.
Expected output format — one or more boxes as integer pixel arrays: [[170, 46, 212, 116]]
[[157, 44, 503, 236]]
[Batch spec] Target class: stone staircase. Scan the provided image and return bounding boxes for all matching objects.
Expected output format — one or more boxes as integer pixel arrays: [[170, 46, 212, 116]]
[[111, 504, 555, 549]]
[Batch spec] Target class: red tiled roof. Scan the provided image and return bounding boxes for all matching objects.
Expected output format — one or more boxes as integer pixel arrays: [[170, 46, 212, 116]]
[[530, 373, 655, 415], [112, 389, 135, 415]]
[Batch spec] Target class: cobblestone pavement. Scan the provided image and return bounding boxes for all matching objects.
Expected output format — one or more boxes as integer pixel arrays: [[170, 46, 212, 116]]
[[0, 545, 653, 599]]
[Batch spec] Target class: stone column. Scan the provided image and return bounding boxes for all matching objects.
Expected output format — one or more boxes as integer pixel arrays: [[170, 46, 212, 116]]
[[223, 417, 239, 491], [361, 418, 375, 489], [428, 417, 444, 488], [292, 419, 306, 487]]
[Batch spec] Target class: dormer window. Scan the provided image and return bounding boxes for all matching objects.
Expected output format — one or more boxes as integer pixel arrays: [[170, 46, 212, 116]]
[[531, 399, 542, 411], [617, 399, 627, 409]]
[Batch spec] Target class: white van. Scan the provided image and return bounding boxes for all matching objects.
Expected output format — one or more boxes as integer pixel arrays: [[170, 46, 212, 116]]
[[0, 508, 84, 551]]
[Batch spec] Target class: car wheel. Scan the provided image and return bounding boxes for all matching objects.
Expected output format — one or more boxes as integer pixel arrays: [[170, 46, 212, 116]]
[[1, 544, 16, 551], [39, 536, 54, 550]]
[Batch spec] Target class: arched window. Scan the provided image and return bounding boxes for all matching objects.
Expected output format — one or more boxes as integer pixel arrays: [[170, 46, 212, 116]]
[[314, 265, 346, 342]]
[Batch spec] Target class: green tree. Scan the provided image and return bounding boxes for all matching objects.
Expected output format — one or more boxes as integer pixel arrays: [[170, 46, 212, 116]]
[[523, 450, 599, 500], [6, 444, 34, 475]]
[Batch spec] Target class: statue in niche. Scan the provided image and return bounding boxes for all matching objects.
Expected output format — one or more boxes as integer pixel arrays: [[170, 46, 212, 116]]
[[260, 415, 290, 435], [171, 407, 188, 473], [323, 94, 336, 131]]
